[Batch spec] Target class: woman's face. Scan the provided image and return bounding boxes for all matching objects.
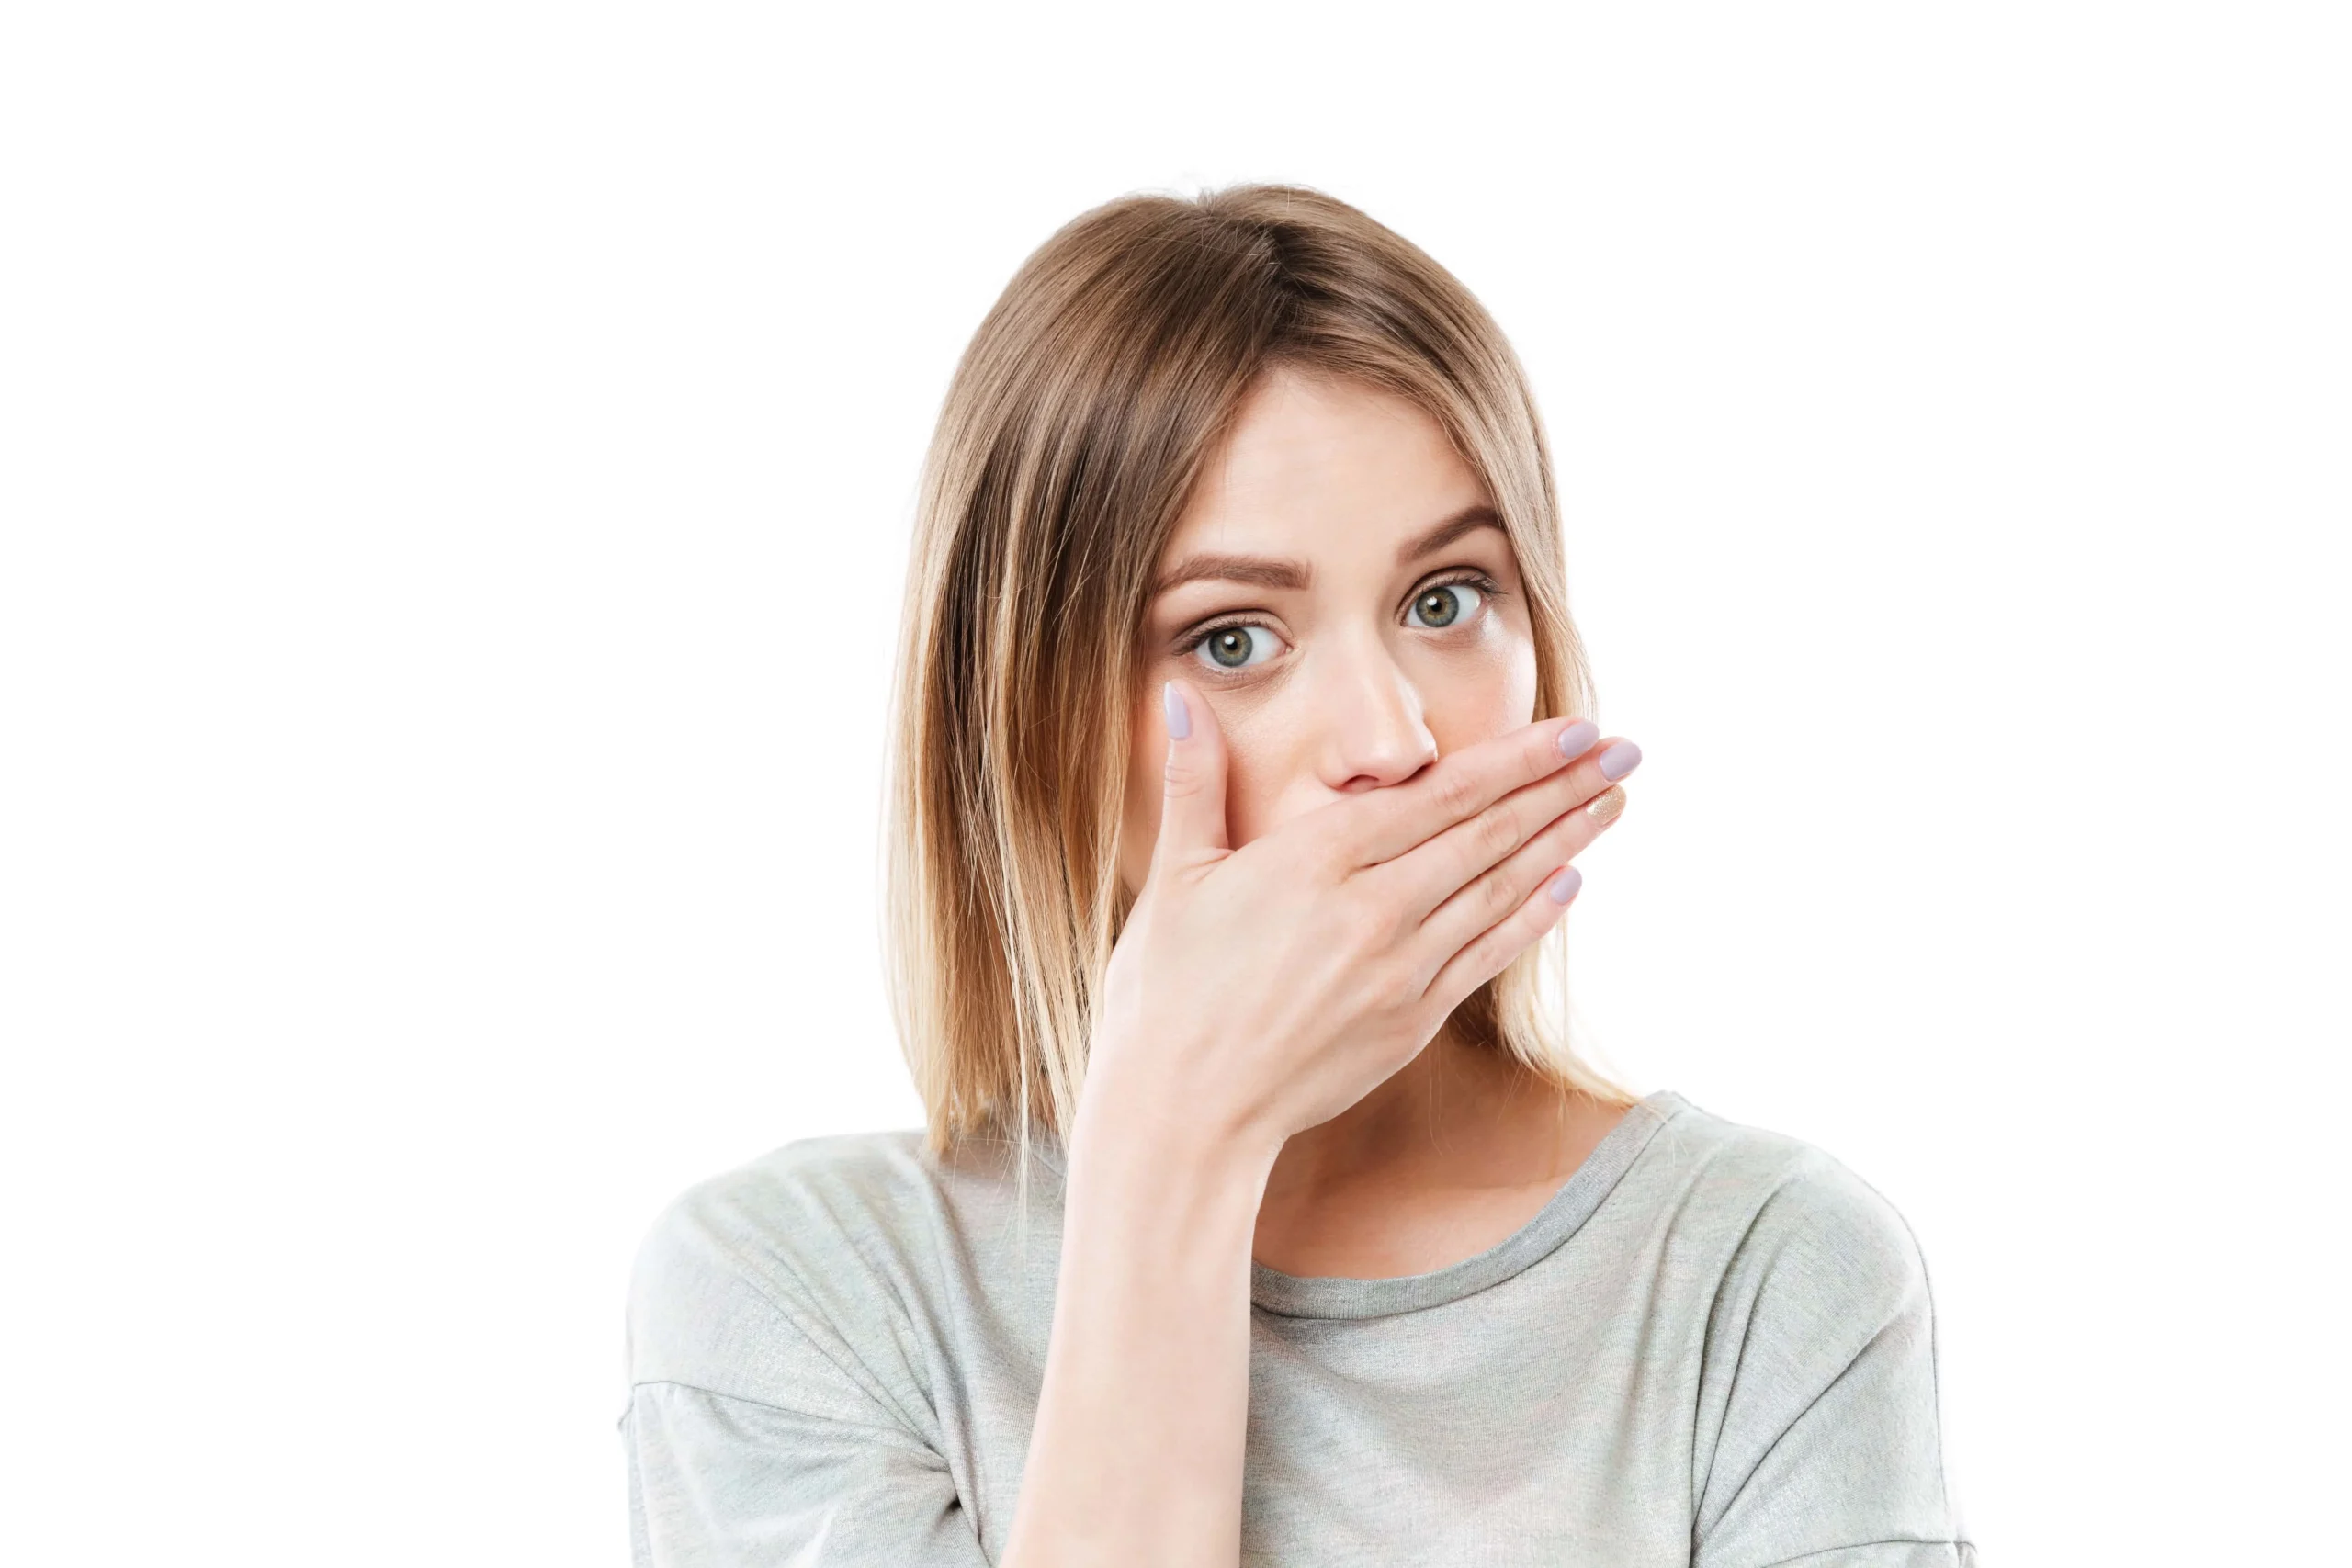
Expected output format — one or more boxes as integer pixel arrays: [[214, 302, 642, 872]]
[[1119, 365, 1540, 897]]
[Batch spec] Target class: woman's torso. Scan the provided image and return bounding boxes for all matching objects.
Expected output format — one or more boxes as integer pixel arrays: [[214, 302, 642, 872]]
[[622, 1091, 1971, 1566]]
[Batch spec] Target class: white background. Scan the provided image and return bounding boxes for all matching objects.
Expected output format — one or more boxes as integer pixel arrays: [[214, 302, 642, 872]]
[[4, 3, 2346, 1563]]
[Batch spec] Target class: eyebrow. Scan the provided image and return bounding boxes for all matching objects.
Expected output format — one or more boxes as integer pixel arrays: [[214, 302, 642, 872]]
[[1149, 504, 1505, 596]]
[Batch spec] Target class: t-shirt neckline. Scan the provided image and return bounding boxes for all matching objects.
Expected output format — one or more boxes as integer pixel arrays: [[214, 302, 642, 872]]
[[1247, 1089, 1690, 1320]]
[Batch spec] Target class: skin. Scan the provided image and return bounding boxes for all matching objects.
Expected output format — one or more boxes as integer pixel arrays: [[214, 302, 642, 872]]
[[1116, 365, 1629, 1278], [1005, 363, 1641, 1568]]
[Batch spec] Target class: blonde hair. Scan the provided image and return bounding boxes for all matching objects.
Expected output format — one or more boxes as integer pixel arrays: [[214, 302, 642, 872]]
[[883, 183, 1631, 1191]]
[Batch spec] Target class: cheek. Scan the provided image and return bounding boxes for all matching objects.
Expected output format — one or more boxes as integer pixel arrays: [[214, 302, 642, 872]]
[[1117, 681, 1293, 894], [1191, 699, 1293, 849], [1421, 627, 1541, 754]]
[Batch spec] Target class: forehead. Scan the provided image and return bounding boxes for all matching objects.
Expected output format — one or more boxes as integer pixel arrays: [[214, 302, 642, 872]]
[[1161, 367, 1491, 559]]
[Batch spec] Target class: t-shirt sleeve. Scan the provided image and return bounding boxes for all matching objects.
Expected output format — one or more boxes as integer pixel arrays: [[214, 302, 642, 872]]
[[623, 1382, 989, 1567], [620, 1174, 994, 1568], [1690, 1156, 1977, 1568]]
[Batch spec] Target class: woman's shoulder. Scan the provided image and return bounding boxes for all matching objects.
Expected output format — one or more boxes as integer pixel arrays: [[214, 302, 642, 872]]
[[1626, 1092, 1932, 1306], [623, 1127, 959, 1406], [1622, 1099, 1965, 1558], [641, 1126, 944, 1252]]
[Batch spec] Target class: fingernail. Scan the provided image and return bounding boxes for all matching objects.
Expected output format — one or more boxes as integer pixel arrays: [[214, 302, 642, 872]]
[[1162, 682, 1190, 740], [1547, 866, 1583, 904], [1597, 740, 1642, 781], [1587, 786, 1626, 826], [1555, 719, 1600, 759]]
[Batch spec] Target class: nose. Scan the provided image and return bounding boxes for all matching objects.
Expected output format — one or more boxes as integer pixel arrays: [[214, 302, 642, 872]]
[[1316, 636, 1440, 794]]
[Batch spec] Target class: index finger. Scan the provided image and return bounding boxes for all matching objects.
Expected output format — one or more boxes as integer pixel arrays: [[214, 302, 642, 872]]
[[1334, 716, 1600, 869]]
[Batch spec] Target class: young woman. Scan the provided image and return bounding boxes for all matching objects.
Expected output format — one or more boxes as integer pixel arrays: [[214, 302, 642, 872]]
[[622, 185, 1973, 1567]]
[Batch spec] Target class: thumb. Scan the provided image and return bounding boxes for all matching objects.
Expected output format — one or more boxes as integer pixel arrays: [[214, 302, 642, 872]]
[[1152, 678, 1230, 875]]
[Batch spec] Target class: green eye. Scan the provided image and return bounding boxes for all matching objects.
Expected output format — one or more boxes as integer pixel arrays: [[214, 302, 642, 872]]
[[1408, 582, 1483, 629], [1193, 624, 1284, 671]]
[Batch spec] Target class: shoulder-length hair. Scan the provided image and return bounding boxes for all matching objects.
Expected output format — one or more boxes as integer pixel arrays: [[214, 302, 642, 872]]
[[884, 183, 1630, 1184]]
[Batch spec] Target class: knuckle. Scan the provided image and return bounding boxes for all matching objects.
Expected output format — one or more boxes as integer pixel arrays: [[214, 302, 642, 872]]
[[1368, 961, 1419, 1013], [1453, 868, 1508, 931], [1432, 766, 1482, 824], [1336, 883, 1396, 950], [1535, 805, 1584, 855], [1294, 831, 1346, 881], [1526, 727, 1563, 775], [1482, 863, 1525, 923], [1442, 935, 1495, 998], [1473, 803, 1521, 860]]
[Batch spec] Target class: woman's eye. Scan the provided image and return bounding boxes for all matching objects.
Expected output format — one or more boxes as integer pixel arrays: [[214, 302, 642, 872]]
[[1191, 623, 1287, 672], [1408, 581, 1485, 630]]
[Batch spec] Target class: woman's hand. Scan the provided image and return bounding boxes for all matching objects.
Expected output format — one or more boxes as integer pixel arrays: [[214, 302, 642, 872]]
[[1078, 677, 1639, 1166], [1020, 684, 1635, 1568]]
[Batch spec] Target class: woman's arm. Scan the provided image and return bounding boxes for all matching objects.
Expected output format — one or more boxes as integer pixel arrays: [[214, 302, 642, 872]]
[[1001, 682, 1625, 1566], [1001, 1103, 1276, 1568]]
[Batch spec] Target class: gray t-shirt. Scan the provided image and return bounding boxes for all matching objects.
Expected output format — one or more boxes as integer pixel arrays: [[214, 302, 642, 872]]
[[621, 1090, 1975, 1565]]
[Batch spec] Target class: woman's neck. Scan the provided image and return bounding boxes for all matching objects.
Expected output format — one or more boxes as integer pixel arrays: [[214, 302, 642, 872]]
[[1248, 1028, 1625, 1279], [1259, 1024, 1603, 1209]]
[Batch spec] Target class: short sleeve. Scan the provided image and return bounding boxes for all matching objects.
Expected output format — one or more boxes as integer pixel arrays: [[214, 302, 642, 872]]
[[1690, 1158, 1977, 1568], [623, 1382, 990, 1567], [621, 1175, 994, 1568]]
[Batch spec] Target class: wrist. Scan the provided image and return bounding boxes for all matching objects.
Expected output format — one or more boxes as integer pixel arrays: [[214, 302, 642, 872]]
[[1070, 1050, 1283, 1195]]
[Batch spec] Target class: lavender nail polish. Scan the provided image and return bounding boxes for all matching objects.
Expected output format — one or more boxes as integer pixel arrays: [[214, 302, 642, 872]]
[[1162, 682, 1190, 740], [1548, 866, 1582, 904], [1555, 719, 1600, 759], [1597, 740, 1642, 781]]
